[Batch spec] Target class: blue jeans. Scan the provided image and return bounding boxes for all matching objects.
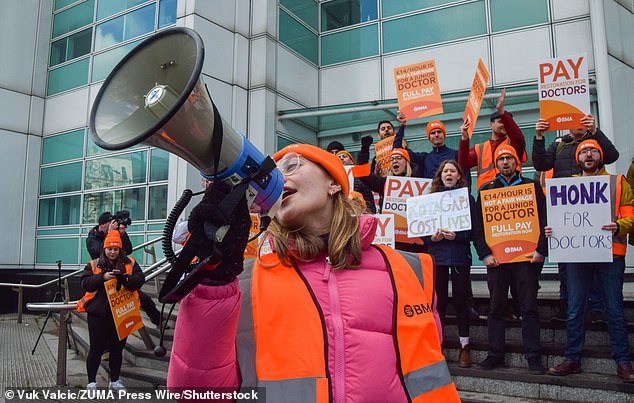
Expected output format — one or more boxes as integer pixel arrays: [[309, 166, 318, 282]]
[[565, 258, 631, 364], [559, 263, 605, 313]]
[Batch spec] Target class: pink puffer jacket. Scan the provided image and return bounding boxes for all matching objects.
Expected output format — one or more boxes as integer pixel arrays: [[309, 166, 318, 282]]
[[167, 215, 441, 402]]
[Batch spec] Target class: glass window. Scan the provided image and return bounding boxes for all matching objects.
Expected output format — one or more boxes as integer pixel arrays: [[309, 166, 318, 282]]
[[321, 24, 378, 65], [40, 162, 83, 195], [96, 0, 146, 20], [38, 196, 81, 226], [50, 28, 92, 66], [42, 130, 85, 164], [280, 0, 318, 30], [37, 238, 80, 264], [94, 4, 155, 51], [52, 0, 96, 38], [127, 234, 146, 263], [279, 10, 318, 64], [150, 148, 169, 181], [47, 57, 90, 95], [322, 0, 377, 31], [83, 187, 146, 223], [148, 185, 168, 219], [91, 39, 141, 82], [382, 0, 458, 17], [55, 0, 81, 11], [490, 0, 549, 32], [85, 151, 147, 190], [158, 0, 177, 28], [382, 1, 486, 53]]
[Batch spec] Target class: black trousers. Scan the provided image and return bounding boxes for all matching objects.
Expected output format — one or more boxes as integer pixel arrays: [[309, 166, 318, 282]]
[[138, 289, 161, 325], [435, 265, 471, 338], [486, 262, 542, 360], [86, 314, 127, 382]]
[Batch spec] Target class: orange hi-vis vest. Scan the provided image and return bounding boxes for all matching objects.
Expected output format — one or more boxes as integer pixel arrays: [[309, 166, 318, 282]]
[[609, 175, 632, 256], [77, 257, 138, 312], [474, 139, 527, 190], [235, 245, 460, 402], [538, 169, 554, 195]]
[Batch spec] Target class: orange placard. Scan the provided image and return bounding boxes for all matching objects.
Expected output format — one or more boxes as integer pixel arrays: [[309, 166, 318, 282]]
[[480, 184, 540, 264], [105, 279, 143, 341], [394, 60, 443, 120], [462, 58, 490, 138], [538, 53, 589, 131], [381, 176, 432, 245], [374, 136, 395, 177], [244, 213, 261, 259]]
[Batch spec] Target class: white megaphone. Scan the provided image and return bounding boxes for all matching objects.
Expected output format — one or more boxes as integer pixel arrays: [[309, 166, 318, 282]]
[[89, 27, 283, 216]]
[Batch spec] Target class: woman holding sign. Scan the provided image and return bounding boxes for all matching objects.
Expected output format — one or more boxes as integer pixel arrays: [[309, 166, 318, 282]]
[[77, 229, 145, 391], [424, 160, 476, 368]]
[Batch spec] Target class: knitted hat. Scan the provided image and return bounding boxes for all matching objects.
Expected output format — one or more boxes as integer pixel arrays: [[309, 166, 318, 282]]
[[349, 191, 367, 209], [426, 120, 446, 139], [326, 141, 345, 153], [274, 144, 350, 196], [576, 139, 603, 164], [98, 212, 113, 225], [494, 144, 521, 168], [391, 148, 410, 163], [336, 150, 354, 163], [103, 229, 122, 249]]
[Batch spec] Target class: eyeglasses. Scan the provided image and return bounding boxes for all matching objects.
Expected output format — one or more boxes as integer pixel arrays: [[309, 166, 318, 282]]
[[276, 152, 302, 177], [579, 149, 600, 156], [389, 155, 404, 163]]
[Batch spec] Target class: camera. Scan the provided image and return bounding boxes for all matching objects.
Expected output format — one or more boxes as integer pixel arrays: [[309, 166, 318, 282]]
[[113, 210, 132, 227]]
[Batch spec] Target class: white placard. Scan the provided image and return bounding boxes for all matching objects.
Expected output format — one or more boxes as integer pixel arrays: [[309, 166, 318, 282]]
[[343, 166, 356, 194], [546, 176, 612, 262], [382, 176, 432, 244], [372, 214, 395, 248], [406, 187, 471, 237]]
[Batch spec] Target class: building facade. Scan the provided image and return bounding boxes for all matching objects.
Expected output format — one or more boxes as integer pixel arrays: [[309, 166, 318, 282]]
[[0, 0, 633, 271]]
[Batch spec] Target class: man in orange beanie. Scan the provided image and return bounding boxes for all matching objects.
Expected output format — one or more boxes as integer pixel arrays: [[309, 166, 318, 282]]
[[473, 144, 548, 375]]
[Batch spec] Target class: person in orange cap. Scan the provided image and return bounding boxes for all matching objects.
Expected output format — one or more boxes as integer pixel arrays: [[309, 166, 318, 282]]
[[336, 150, 376, 213], [473, 143, 548, 375], [167, 143, 459, 402]]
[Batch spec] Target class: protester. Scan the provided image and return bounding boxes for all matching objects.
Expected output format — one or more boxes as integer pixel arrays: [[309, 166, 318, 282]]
[[166, 144, 459, 401], [369, 112, 407, 176], [336, 149, 376, 213], [547, 140, 634, 382], [423, 160, 475, 368], [473, 145, 547, 374], [533, 114, 617, 321], [458, 89, 527, 190], [326, 140, 345, 155], [78, 230, 144, 391]]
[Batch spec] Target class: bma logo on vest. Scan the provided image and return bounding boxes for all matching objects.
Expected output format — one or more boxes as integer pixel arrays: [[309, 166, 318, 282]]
[[404, 303, 432, 317]]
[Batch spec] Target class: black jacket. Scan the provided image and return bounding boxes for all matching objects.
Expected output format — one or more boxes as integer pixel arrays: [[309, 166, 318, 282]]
[[86, 227, 133, 259], [473, 173, 548, 261], [80, 256, 144, 316], [532, 129, 618, 177]]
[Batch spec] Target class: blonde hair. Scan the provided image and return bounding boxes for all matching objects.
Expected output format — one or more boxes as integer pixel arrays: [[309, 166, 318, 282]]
[[257, 192, 363, 270]]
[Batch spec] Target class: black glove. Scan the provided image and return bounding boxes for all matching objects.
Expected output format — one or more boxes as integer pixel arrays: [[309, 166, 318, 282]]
[[361, 135, 373, 148], [187, 182, 251, 285]]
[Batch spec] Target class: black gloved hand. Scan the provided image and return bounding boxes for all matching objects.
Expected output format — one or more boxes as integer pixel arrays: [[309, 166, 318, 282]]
[[361, 135, 373, 148], [187, 182, 251, 285]]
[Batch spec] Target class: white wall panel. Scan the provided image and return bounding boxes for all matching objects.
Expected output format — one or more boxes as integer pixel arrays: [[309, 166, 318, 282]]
[[0, 88, 30, 134], [202, 73, 233, 119], [191, 15, 235, 83], [20, 134, 42, 265], [249, 37, 276, 87], [28, 96, 45, 136], [277, 96, 318, 144], [608, 56, 634, 175], [235, 0, 251, 37], [277, 46, 318, 107], [552, 0, 589, 20], [492, 28, 551, 84], [234, 34, 249, 88], [192, 0, 236, 31], [0, 130, 27, 264], [383, 39, 490, 98], [604, 0, 634, 67], [248, 88, 277, 154], [320, 59, 381, 106], [232, 85, 248, 135], [554, 20, 595, 70], [33, 1, 54, 97], [43, 88, 90, 135], [252, 0, 277, 37], [0, 1, 39, 93]]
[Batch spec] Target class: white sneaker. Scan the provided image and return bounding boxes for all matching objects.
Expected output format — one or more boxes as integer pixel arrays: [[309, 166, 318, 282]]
[[109, 379, 126, 391], [86, 382, 97, 390]]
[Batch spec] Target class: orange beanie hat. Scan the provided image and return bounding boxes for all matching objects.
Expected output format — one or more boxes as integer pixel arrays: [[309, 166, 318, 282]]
[[576, 139, 603, 164], [103, 229, 122, 249], [494, 144, 521, 168], [273, 144, 350, 196], [391, 148, 410, 162], [426, 120, 446, 139]]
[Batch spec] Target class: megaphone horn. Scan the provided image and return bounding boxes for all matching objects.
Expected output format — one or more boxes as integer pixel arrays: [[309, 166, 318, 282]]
[[89, 27, 283, 215]]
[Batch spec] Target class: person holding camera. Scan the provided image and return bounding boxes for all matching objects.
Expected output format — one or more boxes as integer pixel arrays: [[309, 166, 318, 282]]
[[78, 229, 145, 390]]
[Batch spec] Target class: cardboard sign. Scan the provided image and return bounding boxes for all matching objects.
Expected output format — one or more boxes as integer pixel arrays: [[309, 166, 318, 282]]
[[372, 214, 395, 248], [374, 136, 395, 177], [244, 213, 261, 259], [546, 176, 612, 262], [538, 53, 589, 131], [382, 176, 432, 244], [480, 184, 540, 264], [406, 188, 471, 237], [462, 58, 490, 138], [394, 60, 443, 120], [343, 166, 356, 194], [105, 279, 143, 341]]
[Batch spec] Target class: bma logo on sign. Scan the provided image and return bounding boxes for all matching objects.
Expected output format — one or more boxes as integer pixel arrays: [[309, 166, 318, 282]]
[[404, 303, 432, 317]]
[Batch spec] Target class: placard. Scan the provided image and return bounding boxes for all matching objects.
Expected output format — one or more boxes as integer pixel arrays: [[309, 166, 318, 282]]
[[480, 184, 540, 264], [382, 176, 432, 244], [546, 176, 612, 262], [343, 166, 356, 194], [372, 214, 395, 248], [244, 213, 261, 259], [406, 187, 471, 237], [538, 53, 590, 131], [374, 136, 395, 177], [393, 59, 443, 120], [105, 278, 143, 341], [462, 58, 490, 138]]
